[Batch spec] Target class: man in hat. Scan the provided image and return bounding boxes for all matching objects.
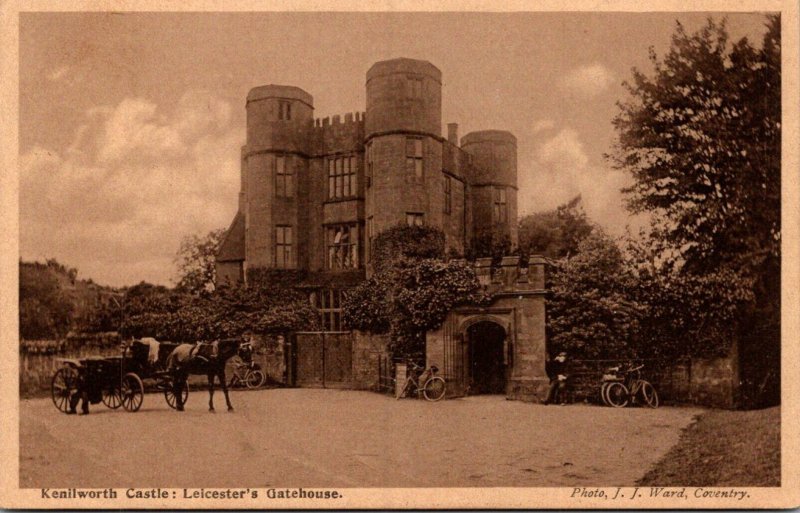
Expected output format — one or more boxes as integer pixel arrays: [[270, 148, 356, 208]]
[[544, 350, 569, 405]]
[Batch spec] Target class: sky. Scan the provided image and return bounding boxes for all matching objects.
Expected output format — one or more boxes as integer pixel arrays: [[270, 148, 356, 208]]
[[18, 11, 771, 287]]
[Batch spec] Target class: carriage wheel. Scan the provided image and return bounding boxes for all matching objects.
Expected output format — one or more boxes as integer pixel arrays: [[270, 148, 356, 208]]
[[120, 373, 144, 412], [51, 367, 79, 414], [101, 386, 123, 409], [164, 379, 189, 409]]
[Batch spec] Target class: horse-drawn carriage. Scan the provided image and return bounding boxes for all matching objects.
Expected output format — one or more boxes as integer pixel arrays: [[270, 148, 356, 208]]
[[50, 339, 189, 414]]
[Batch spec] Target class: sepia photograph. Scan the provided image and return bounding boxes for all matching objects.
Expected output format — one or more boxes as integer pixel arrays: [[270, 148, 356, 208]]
[[1, 2, 797, 509]]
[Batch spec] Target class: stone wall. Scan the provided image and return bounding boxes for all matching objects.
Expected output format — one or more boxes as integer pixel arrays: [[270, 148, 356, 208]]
[[216, 261, 242, 286], [351, 331, 391, 390], [20, 344, 121, 397], [249, 334, 288, 385], [560, 349, 740, 409], [658, 350, 739, 408]]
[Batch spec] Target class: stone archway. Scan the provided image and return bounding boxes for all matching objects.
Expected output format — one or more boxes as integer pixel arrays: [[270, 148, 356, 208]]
[[466, 320, 507, 394], [425, 257, 550, 401]]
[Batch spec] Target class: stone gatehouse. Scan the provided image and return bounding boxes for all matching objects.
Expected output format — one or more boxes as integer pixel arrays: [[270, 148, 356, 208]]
[[215, 56, 550, 402], [425, 256, 548, 401]]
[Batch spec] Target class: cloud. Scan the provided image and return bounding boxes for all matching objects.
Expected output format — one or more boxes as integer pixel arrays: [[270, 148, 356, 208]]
[[92, 91, 233, 164], [20, 91, 242, 286], [559, 64, 616, 98], [518, 128, 637, 234], [532, 119, 555, 133], [96, 98, 185, 163], [47, 65, 71, 81], [538, 128, 589, 169]]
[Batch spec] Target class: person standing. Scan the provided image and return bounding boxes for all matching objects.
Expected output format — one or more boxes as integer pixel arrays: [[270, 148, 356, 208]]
[[544, 351, 569, 405], [68, 370, 90, 414]]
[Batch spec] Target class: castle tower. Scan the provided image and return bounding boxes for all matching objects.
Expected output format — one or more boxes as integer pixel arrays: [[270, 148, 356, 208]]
[[461, 130, 518, 246], [364, 58, 444, 264], [243, 85, 314, 271]]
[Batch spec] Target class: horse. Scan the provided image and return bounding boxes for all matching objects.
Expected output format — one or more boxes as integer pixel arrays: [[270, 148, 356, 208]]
[[166, 338, 251, 412]]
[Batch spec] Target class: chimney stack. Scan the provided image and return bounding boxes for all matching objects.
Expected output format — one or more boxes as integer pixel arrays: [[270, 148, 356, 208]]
[[447, 123, 459, 145]]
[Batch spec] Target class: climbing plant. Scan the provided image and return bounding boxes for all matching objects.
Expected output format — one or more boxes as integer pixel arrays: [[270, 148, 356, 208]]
[[342, 225, 483, 359]]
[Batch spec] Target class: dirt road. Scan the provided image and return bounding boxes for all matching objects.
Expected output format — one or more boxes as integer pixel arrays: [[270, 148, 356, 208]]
[[20, 388, 700, 488]]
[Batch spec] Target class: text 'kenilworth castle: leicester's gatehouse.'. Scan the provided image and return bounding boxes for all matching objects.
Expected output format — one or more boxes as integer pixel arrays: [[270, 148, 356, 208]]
[[216, 58, 550, 401]]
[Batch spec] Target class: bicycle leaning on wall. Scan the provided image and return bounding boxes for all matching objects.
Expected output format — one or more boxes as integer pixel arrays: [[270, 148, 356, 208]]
[[397, 361, 446, 401], [227, 358, 266, 389], [601, 363, 659, 408]]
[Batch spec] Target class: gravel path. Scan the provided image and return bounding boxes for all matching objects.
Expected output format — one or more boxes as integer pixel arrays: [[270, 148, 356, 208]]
[[20, 388, 701, 488]]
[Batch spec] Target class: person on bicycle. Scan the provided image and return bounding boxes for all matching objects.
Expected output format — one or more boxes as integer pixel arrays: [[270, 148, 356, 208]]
[[544, 351, 569, 405]]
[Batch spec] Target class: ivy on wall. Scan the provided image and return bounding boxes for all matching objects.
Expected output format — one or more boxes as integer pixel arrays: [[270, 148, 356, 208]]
[[343, 224, 483, 359]]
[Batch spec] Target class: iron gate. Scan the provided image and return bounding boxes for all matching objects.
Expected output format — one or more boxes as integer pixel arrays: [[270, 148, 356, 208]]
[[289, 332, 353, 388]]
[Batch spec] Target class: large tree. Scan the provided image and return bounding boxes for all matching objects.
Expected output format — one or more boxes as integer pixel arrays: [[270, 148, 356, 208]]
[[609, 16, 781, 405], [609, 16, 780, 272], [518, 195, 594, 259], [174, 228, 227, 294], [547, 231, 642, 360], [19, 260, 76, 339]]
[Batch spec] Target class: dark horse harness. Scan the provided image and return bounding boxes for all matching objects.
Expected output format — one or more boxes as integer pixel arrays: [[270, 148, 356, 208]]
[[168, 338, 250, 412], [187, 341, 220, 365]]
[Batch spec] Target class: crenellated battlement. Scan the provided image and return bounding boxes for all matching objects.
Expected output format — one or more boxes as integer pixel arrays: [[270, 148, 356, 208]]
[[310, 111, 366, 155], [313, 111, 366, 129]]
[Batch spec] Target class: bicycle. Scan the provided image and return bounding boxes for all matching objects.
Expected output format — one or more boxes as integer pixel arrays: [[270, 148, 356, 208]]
[[227, 358, 266, 389], [396, 362, 446, 401], [601, 363, 659, 408], [600, 365, 625, 406]]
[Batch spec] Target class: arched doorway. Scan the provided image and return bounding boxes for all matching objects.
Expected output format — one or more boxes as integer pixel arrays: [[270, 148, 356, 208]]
[[467, 321, 507, 394]]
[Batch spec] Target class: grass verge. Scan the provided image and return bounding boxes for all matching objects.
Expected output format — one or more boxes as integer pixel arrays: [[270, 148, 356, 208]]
[[638, 406, 780, 486]]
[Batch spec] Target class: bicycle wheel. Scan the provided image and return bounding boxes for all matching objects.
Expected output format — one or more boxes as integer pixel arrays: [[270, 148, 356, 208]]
[[246, 370, 265, 389], [600, 382, 611, 406], [639, 381, 659, 408], [422, 376, 446, 401], [605, 382, 629, 408]]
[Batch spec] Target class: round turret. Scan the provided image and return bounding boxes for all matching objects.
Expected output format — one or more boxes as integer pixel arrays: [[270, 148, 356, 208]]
[[246, 85, 314, 154], [461, 130, 518, 246], [243, 85, 312, 270], [460, 130, 517, 186], [365, 58, 442, 139]]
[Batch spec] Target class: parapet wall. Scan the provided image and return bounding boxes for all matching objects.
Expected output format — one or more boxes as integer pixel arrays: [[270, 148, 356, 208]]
[[452, 255, 547, 293], [310, 112, 366, 155]]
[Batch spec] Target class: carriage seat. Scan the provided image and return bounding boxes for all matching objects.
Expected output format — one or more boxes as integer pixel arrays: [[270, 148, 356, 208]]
[[128, 338, 161, 365], [127, 340, 151, 362]]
